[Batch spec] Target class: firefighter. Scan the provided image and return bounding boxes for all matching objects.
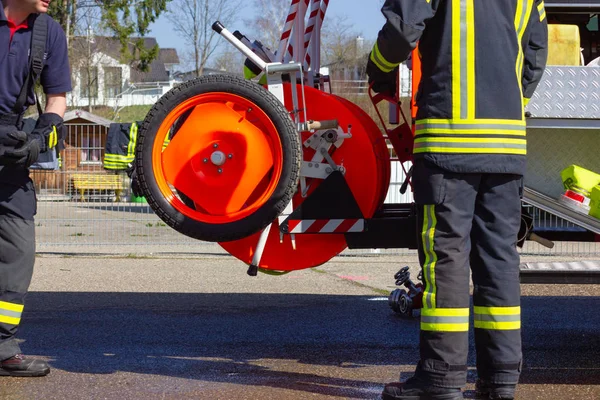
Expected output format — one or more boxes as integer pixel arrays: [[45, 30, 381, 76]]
[[367, 1, 548, 399], [0, 0, 71, 376]]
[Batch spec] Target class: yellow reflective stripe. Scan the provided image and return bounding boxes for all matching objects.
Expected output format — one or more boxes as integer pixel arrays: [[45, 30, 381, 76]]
[[0, 315, 21, 325], [474, 321, 521, 330], [466, 0, 475, 119], [128, 123, 138, 159], [0, 301, 24, 313], [415, 137, 526, 145], [414, 147, 527, 155], [417, 129, 526, 136], [48, 126, 58, 149], [422, 307, 469, 317], [422, 205, 438, 308], [515, 0, 533, 110], [538, 1, 546, 21], [370, 42, 399, 73], [421, 322, 470, 332], [417, 118, 526, 126], [474, 306, 521, 315], [452, 0, 461, 119], [523, 97, 531, 106], [374, 41, 399, 70]]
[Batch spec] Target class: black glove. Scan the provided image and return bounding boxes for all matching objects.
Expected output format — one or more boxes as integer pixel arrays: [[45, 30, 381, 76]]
[[31, 113, 63, 153], [1, 130, 40, 167], [366, 55, 398, 98], [127, 163, 144, 197]]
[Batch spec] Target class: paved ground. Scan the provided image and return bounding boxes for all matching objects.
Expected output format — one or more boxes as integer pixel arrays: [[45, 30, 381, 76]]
[[0, 251, 599, 400]]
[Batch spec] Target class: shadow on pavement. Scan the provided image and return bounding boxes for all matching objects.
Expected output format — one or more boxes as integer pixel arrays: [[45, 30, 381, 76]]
[[16, 292, 600, 397]]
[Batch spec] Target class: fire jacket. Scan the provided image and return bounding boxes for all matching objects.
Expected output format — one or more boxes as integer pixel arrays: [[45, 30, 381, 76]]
[[104, 122, 138, 170], [369, 0, 549, 174]]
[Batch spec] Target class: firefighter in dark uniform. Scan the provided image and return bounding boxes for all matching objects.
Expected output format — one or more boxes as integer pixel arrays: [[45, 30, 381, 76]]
[[367, 1, 548, 399], [0, 0, 71, 376]]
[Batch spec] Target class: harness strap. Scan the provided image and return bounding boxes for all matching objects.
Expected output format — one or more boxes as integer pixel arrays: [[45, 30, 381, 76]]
[[12, 13, 48, 116]]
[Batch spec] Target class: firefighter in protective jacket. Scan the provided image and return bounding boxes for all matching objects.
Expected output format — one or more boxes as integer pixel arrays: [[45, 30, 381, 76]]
[[367, 1, 548, 399]]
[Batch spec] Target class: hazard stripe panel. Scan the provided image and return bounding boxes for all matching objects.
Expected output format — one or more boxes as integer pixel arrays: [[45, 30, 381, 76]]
[[288, 219, 364, 233]]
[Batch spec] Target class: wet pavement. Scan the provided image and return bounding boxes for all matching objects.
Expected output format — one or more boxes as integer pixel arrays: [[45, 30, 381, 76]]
[[0, 253, 599, 400]]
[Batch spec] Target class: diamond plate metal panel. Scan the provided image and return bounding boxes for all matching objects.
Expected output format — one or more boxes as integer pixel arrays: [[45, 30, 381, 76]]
[[526, 66, 600, 119], [525, 128, 600, 199]]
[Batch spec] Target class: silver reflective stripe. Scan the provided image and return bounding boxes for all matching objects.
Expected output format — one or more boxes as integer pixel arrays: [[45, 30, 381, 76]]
[[0, 309, 22, 318], [422, 315, 469, 324]]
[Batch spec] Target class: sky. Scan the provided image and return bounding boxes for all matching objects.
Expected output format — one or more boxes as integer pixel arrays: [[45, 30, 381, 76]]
[[147, 0, 386, 69]]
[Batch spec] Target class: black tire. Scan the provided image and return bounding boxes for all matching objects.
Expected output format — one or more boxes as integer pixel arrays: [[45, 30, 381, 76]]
[[135, 75, 301, 242]]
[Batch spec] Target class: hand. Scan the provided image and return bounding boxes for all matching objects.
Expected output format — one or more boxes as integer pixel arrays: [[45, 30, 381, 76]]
[[0, 131, 40, 167], [32, 113, 63, 153], [366, 56, 398, 98]]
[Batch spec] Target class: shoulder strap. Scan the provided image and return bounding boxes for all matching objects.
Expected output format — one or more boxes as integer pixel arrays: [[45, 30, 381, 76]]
[[13, 13, 49, 116]]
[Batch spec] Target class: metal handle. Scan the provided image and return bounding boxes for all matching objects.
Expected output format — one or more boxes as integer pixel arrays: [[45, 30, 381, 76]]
[[211, 21, 267, 71], [529, 233, 555, 249], [306, 119, 338, 130]]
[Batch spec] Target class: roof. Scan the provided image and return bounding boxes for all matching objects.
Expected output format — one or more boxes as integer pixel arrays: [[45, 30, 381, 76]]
[[64, 110, 113, 128], [160, 48, 179, 65], [70, 36, 179, 83]]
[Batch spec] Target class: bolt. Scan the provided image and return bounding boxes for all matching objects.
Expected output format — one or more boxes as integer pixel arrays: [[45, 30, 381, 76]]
[[203, 158, 208, 163], [218, 168, 223, 173], [315, 163, 319, 168], [213, 143, 218, 148], [308, 163, 313, 167], [248, 108, 253, 112], [228, 154, 233, 159], [326, 167, 333, 174], [320, 147, 327, 154]]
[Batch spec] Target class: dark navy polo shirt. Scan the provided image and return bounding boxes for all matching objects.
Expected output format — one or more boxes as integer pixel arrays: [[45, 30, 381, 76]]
[[0, 3, 72, 116]]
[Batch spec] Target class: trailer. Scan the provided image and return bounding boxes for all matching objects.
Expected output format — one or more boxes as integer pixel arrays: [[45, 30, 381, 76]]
[[132, 1, 600, 316]]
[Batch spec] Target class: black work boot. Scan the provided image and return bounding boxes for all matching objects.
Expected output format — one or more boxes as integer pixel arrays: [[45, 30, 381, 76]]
[[382, 376, 464, 400], [474, 379, 516, 400], [0, 354, 50, 377]]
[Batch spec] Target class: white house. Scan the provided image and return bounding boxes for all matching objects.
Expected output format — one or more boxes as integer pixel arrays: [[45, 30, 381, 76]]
[[68, 36, 180, 109]]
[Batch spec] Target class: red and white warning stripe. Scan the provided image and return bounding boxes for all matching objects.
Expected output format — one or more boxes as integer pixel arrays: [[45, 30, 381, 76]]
[[288, 219, 364, 234], [277, 0, 302, 63]]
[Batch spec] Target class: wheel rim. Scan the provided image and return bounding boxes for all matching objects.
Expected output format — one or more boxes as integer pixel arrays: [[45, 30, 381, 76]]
[[152, 92, 284, 224]]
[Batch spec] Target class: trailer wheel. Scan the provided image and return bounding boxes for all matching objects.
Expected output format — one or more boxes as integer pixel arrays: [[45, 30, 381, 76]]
[[135, 75, 301, 242]]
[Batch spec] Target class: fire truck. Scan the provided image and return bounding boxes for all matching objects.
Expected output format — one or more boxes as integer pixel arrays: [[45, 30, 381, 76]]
[[132, 1, 600, 316]]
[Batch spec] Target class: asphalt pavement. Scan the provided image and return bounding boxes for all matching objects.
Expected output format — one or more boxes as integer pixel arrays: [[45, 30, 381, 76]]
[[0, 251, 598, 400]]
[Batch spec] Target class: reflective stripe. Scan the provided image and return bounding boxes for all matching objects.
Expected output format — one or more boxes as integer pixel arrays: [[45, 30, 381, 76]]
[[370, 41, 400, 73], [421, 308, 470, 332], [0, 301, 23, 326], [515, 0, 533, 109], [451, 0, 461, 118], [415, 138, 527, 146], [538, 1, 546, 21], [416, 119, 526, 135], [0, 301, 24, 313], [474, 306, 521, 315], [466, 0, 475, 119], [422, 205, 438, 309], [127, 123, 138, 160], [474, 306, 521, 330]]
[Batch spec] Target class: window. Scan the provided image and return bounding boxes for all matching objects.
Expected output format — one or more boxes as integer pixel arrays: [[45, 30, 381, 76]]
[[80, 67, 98, 99], [80, 135, 102, 165], [104, 67, 122, 98]]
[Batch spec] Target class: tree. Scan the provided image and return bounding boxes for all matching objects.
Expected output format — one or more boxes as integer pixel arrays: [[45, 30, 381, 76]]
[[166, 0, 243, 77], [49, 1, 171, 72], [246, 0, 288, 50]]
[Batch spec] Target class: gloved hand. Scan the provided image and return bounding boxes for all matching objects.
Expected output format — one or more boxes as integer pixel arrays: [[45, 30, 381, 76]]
[[366, 56, 398, 98], [0, 130, 40, 167], [31, 113, 63, 153], [126, 163, 143, 197]]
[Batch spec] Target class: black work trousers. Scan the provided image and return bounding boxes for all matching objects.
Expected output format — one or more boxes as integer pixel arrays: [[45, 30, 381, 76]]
[[0, 178, 37, 361], [411, 158, 523, 388]]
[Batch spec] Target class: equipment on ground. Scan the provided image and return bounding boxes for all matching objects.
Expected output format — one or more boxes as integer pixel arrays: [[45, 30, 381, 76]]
[[133, 1, 600, 318]]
